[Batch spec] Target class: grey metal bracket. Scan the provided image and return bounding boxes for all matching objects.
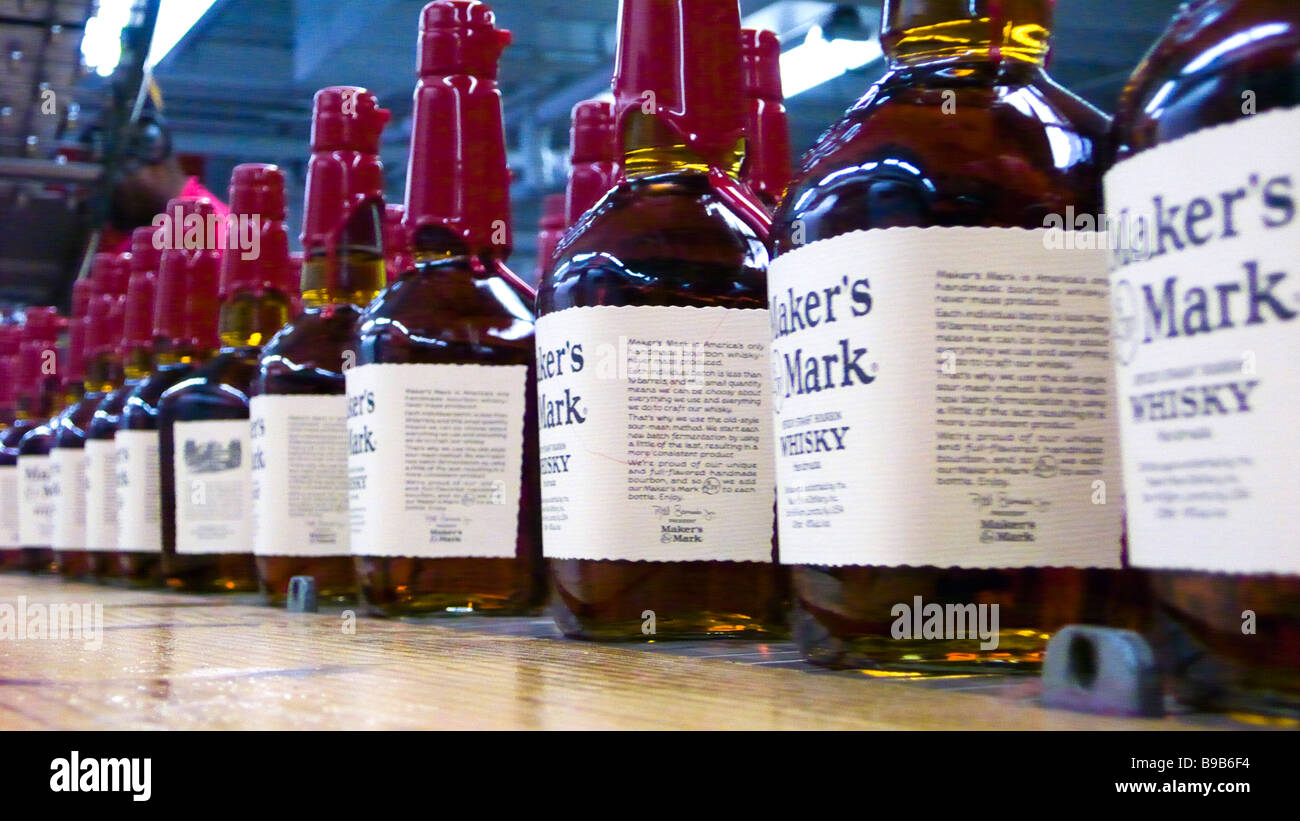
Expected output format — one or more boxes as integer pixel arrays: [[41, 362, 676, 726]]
[[286, 576, 318, 613], [1042, 625, 1164, 717]]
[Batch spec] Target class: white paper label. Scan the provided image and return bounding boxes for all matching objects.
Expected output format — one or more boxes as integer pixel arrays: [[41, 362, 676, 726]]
[[18, 454, 53, 546], [84, 439, 117, 550], [172, 419, 252, 555], [51, 447, 86, 550], [346, 363, 527, 559], [0, 465, 18, 545], [1105, 107, 1300, 575], [116, 430, 161, 553], [768, 227, 1123, 569], [535, 305, 775, 562], [250, 394, 350, 557]]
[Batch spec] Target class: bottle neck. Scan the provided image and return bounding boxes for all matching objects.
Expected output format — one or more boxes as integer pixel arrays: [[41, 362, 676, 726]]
[[86, 353, 124, 394], [123, 347, 154, 382], [218, 289, 291, 350], [61, 383, 85, 408], [623, 112, 744, 180], [155, 340, 213, 369], [882, 0, 1051, 69], [300, 203, 386, 309]]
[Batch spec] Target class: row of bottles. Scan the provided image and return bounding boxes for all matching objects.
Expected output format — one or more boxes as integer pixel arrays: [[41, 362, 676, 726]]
[[0, 0, 1295, 719]]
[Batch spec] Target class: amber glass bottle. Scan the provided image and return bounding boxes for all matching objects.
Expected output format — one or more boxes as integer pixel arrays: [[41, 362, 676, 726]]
[[0, 322, 29, 568], [1109, 0, 1300, 717], [158, 168, 293, 592], [739, 27, 791, 211], [253, 87, 389, 606], [770, 0, 1135, 671], [14, 305, 69, 574], [117, 212, 221, 586], [88, 235, 158, 581], [349, 0, 542, 616], [539, 0, 784, 641], [4, 308, 60, 571], [53, 254, 129, 578]]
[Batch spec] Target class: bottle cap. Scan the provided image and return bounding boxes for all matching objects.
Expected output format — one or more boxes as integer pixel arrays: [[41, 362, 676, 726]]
[[64, 316, 86, 385], [156, 197, 222, 350], [86, 252, 130, 358], [567, 100, 618, 226], [406, 0, 513, 257], [302, 88, 389, 257], [739, 28, 791, 206], [130, 224, 162, 273], [221, 164, 294, 299], [0, 323, 19, 408], [18, 307, 61, 398], [612, 0, 745, 170], [122, 228, 160, 357]]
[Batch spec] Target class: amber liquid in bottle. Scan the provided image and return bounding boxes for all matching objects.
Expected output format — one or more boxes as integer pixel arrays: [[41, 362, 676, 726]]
[[255, 234, 383, 605], [771, 0, 1142, 670], [353, 229, 543, 616], [540, 113, 788, 641], [158, 293, 289, 592], [1113, 0, 1300, 717]]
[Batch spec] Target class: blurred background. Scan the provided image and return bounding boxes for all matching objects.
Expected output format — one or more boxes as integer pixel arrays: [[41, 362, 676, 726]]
[[0, 0, 1184, 308]]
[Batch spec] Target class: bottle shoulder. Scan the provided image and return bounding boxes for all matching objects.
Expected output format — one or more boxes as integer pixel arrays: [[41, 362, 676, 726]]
[[159, 352, 257, 414], [773, 65, 1110, 247], [356, 261, 535, 365], [255, 307, 361, 396], [542, 173, 770, 313], [88, 385, 132, 439], [54, 394, 103, 444], [1115, 1, 1300, 156]]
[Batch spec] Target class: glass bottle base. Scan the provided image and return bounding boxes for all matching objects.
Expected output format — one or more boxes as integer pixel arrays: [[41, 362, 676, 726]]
[[548, 559, 789, 641], [113, 551, 163, 587], [162, 553, 259, 593], [1148, 569, 1300, 720], [258, 556, 357, 605], [356, 556, 544, 617], [6, 548, 57, 573], [791, 564, 1147, 674]]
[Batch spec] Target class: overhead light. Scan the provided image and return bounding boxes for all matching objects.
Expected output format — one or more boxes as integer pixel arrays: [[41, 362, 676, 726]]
[[780, 23, 882, 99], [81, 0, 218, 78]]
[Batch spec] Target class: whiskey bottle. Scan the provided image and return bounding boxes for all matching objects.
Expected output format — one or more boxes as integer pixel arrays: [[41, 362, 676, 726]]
[[769, 0, 1131, 670], [88, 236, 159, 581], [349, 0, 542, 616], [53, 254, 129, 578], [14, 307, 67, 573], [538, 0, 784, 640], [159, 167, 294, 592], [565, 99, 617, 228], [1108, 0, 1300, 716], [118, 210, 222, 587], [0, 323, 24, 566], [253, 88, 389, 605], [739, 27, 791, 211]]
